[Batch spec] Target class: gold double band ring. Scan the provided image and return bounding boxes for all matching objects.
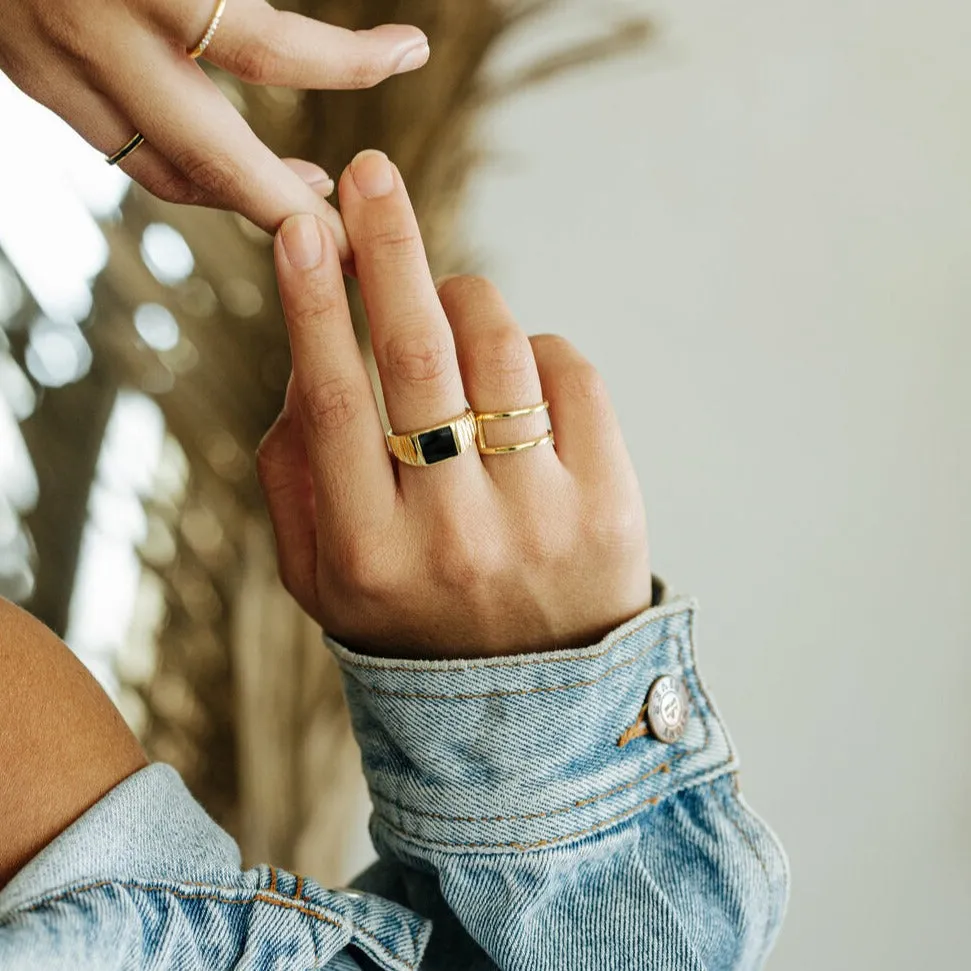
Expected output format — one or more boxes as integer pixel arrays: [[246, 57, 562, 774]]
[[475, 401, 554, 456], [387, 403, 554, 468], [106, 0, 228, 165]]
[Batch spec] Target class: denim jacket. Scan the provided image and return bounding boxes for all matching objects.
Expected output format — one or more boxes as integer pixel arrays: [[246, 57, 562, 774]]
[[0, 592, 789, 970]]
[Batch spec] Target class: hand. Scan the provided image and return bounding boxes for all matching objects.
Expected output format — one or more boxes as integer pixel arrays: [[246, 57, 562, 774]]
[[257, 151, 652, 657], [0, 0, 430, 250]]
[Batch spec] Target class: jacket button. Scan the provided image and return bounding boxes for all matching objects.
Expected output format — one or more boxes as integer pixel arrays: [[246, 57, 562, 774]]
[[645, 675, 689, 743]]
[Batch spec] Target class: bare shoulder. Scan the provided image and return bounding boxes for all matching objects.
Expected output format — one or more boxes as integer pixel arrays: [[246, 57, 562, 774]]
[[0, 598, 147, 887]]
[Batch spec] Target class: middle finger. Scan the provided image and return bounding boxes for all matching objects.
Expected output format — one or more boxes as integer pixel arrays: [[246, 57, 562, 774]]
[[339, 151, 473, 476]]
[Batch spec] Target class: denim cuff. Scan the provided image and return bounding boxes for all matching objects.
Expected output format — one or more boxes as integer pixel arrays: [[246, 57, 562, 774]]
[[328, 591, 738, 857]]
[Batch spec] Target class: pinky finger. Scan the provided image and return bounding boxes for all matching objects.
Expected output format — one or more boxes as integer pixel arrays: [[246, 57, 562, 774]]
[[529, 334, 625, 478]]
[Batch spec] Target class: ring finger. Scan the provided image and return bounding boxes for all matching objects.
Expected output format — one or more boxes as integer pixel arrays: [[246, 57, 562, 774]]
[[439, 275, 558, 481]]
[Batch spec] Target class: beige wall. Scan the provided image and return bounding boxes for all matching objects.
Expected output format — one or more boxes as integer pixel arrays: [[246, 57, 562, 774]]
[[466, 1, 971, 966]]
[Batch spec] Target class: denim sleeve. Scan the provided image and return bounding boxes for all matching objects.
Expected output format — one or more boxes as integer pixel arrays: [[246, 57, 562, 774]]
[[332, 593, 790, 971], [0, 593, 787, 971], [0, 764, 430, 970]]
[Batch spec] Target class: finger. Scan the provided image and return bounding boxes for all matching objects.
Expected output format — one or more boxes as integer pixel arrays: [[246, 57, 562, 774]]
[[339, 152, 470, 464], [439, 275, 557, 476], [281, 158, 334, 196], [103, 42, 350, 246], [197, 1, 430, 90], [28, 66, 204, 203], [529, 335, 625, 478], [274, 213, 396, 532], [256, 384, 318, 616]]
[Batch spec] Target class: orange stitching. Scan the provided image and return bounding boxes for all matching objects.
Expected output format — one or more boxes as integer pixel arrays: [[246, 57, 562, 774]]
[[617, 702, 651, 748], [380, 793, 663, 852], [337, 603, 693, 673], [18, 880, 340, 930], [18, 881, 420, 971], [294, 875, 304, 901], [268, 865, 278, 893], [354, 635, 677, 701], [371, 763, 672, 825]]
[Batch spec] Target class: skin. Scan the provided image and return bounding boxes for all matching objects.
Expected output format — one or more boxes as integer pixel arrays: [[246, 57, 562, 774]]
[[259, 151, 654, 656], [0, 0, 431, 253], [0, 596, 147, 888], [0, 155, 653, 887]]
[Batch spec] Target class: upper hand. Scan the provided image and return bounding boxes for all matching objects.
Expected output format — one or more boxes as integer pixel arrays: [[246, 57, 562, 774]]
[[0, 0, 429, 252], [257, 151, 652, 657]]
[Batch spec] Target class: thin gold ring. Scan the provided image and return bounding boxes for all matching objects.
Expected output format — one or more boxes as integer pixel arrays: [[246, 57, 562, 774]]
[[387, 409, 478, 467], [478, 432, 555, 456], [189, 0, 228, 60], [475, 401, 550, 423], [474, 401, 554, 456], [105, 132, 145, 166]]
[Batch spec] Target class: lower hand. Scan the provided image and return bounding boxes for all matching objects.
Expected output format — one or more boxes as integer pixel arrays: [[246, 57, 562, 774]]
[[0, 0, 430, 250], [257, 150, 652, 657]]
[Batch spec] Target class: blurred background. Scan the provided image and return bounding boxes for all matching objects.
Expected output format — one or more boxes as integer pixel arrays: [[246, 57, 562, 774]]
[[1, 1, 968, 968]]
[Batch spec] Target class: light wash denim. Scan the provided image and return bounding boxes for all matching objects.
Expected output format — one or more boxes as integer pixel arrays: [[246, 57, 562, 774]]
[[0, 592, 788, 969]]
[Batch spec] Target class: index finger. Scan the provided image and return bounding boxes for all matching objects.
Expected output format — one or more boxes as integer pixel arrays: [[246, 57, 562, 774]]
[[105, 41, 350, 243], [274, 214, 396, 533]]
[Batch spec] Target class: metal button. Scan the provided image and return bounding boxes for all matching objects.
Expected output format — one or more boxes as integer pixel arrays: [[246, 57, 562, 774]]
[[645, 675, 689, 744]]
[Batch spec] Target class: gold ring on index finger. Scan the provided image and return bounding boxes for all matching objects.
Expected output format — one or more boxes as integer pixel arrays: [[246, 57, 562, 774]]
[[475, 401, 555, 456], [189, 0, 228, 59]]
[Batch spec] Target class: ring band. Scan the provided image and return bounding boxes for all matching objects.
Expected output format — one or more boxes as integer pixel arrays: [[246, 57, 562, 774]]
[[189, 0, 228, 59], [387, 409, 477, 467], [475, 401, 555, 456], [105, 132, 145, 166], [477, 431, 555, 456]]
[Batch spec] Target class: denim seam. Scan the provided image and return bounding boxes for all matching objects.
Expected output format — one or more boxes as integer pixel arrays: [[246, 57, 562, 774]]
[[336, 604, 691, 674], [709, 780, 774, 971], [371, 627, 736, 850], [370, 763, 675, 825], [350, 634, 679, 702], [11, 880, 420, 971]]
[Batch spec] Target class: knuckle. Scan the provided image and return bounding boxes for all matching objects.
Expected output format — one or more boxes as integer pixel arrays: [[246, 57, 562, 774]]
[[382, 330, 453, 385], [560, 359, 608, 404], [226, 38, 281, 84], [45, 7, 90, 61], [529, 332, 573, 361], [584, 498, 647, 553], [173, 148, 245, 202], [431, 534, 482, 590], [284, 288, 340, 335], [366, 223, 424, 264], [299, 376, 362, 431], [342, 55, 387, 90], [475, 328, 532, 384], [333, 534, 395, 594], [438, 273, 500, 308], [140, 169, 200, 207]]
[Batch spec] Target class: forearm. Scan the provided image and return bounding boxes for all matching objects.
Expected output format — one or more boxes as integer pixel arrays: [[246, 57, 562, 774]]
[[0, 599, 146, 887]]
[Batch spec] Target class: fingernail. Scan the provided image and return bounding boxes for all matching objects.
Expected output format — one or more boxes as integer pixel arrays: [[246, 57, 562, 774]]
[[280, 214, 323, 270], [285, 158, 332, 187], [350, 150, 395, 199], [393, 40, 430, 75]]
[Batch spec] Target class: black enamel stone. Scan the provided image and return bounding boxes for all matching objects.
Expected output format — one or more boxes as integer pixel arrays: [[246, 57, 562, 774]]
[[418, 426, 459, 464]]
